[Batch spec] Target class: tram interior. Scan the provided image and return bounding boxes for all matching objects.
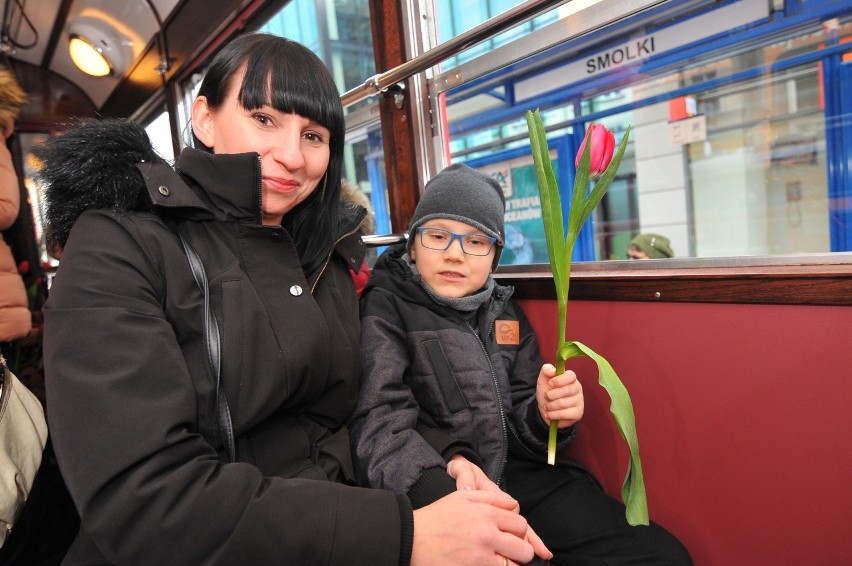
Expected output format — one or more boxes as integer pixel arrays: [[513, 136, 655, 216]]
[[1, 0, 850, 564]]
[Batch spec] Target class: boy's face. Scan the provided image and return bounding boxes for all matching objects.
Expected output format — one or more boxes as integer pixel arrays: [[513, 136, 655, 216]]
[[410, 218, 496, 298]]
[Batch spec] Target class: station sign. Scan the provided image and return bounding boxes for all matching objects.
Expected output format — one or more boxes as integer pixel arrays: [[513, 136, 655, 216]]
[[516, 0, 769, 101]]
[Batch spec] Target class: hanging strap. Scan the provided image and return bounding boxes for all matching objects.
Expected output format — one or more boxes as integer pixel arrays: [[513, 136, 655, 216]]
[[178, 233, 235, 463]]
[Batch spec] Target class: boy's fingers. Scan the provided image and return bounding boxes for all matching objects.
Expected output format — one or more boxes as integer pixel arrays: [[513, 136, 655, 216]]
[[549, 370, 578, 387]]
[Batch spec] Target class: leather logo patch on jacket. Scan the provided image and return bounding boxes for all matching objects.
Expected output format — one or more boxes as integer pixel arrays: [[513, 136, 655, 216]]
[[495, 320, 520, 345]]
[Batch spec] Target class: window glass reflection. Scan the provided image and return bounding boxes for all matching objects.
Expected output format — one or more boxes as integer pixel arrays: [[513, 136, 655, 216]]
[[439, 7, 851, 264]]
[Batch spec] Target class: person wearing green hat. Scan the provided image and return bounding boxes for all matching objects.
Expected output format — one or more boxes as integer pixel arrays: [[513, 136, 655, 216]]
[[627, 233, 674, 259]]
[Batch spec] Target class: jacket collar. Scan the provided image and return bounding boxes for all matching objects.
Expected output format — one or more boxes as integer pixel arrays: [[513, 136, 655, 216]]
[[335, 206, 369, 273], [138, 148, 368, 273], [137, 148, 262, 224], [366, 243, 512, 313]]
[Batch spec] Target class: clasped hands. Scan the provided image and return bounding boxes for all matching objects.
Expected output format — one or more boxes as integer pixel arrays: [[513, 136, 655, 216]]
[[411, 455, 552, 566], [410, 364, 581, 566]]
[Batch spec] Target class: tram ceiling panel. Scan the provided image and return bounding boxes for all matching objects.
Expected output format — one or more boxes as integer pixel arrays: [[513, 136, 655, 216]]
[[0, 0, 254, 121]]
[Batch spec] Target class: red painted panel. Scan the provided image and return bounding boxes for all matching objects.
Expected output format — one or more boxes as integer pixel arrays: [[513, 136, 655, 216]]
[[519, 299, 852, 565]]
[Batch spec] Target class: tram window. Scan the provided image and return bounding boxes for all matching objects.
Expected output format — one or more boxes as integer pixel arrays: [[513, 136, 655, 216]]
[[18, 134, 54, 270], [433, 1, 591, 71], [176, 72, 204, 149], [424, 1, 852, 265], [144, 109, 175, 163], [257, 0, 375, 101]]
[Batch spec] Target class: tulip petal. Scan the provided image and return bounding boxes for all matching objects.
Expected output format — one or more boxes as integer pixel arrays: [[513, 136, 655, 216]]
[[603, 130, 616, 168], [589, 124, 607, 174], [574, 128, 588, 170], [579, 127, 630, 228]]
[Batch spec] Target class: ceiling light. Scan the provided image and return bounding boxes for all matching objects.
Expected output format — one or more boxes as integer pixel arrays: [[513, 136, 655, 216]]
[[67, 18, 127, 77], [69, 35, 112, 76]]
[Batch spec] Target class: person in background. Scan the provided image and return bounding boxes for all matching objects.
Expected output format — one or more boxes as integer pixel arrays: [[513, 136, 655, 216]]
[[38, 33, 547, 565], [351, 163, 692, 565], [341, 179, 375, 297], [0, 65, 32, 365], [627, 233, 674, 260]]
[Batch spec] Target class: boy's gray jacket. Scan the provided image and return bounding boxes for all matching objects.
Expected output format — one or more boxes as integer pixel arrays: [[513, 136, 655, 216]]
[[351, 244, 576, 505]]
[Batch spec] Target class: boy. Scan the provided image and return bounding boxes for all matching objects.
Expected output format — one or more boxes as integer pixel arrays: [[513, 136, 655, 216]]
[[351, 163, 691, 565]]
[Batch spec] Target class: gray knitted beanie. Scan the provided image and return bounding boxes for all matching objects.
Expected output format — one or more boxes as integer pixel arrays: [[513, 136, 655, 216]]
[[407, 163, 506, 264]]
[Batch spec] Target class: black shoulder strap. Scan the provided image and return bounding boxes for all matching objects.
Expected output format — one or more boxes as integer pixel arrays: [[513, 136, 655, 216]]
[[178, 232, 235, 463]]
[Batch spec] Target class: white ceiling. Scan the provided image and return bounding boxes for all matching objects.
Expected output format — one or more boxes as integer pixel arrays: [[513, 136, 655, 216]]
[[2, 0, 180, 107]]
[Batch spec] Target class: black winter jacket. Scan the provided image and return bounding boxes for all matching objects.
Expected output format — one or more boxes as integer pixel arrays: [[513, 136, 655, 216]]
[[41, 123, 412, 565], [351, 244, 576, 508]]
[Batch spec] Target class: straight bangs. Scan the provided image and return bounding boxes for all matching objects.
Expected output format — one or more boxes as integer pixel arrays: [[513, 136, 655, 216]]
[[237, 41, 344, 147]]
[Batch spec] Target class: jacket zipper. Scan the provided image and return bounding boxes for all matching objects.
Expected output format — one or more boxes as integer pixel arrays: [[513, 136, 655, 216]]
[[459, 292, 587, 477], [310, 222, 362, 294], [464, 316, 509, 487], [254, 156, 263, 225]]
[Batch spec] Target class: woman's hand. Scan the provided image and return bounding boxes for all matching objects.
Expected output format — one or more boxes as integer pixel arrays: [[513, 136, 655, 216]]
[[411, 490, 552, 566], [536, 363, 584, 429], [445, 455, 552, 564]]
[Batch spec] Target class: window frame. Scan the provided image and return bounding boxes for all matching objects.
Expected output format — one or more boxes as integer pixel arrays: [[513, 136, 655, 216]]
[[365, 0, 852, 306], [496, 254, 852, 306]]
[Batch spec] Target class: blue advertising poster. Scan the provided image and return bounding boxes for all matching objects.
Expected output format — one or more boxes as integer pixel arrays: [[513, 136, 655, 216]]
[[484, 162, 551, 266]]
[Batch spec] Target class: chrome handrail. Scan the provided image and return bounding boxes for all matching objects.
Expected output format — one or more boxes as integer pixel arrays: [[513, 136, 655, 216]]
[[340, 0, 567, 109], [362, 233, 407, 247]]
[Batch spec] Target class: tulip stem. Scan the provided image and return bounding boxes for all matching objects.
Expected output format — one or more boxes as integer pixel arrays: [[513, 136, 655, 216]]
[[548, 255, 571, 464]]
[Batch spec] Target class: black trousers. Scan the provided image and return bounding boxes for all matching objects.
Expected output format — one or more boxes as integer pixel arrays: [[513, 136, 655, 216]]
[[504, 456, 693, 566]]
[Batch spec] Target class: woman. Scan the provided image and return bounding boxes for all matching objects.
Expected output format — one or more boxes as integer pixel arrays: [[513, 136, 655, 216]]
[[0, 65, 31, 357], [39, 34, 545, 565]]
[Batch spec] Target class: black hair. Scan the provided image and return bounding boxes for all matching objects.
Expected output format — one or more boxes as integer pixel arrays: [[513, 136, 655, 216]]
[[194, 33, 344, 275]]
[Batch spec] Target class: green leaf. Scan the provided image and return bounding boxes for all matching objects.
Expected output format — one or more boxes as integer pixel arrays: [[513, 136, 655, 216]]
[[526, 110, 566, 302], [558, 340, 649, 526]]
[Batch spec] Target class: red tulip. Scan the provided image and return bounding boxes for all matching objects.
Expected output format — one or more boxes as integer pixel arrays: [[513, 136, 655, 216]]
[[575, 123, 616, 177]]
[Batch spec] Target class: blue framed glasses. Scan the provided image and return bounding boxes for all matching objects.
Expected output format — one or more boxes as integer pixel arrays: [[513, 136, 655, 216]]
[[415, 227, 497, 256]]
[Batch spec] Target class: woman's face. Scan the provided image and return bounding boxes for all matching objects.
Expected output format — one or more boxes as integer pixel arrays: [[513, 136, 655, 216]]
[[191, 71, 331, 225]]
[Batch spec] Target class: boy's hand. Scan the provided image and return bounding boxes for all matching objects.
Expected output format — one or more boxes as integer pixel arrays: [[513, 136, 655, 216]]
[[447, 455, 501, 493], [536, 364, 584, 428]]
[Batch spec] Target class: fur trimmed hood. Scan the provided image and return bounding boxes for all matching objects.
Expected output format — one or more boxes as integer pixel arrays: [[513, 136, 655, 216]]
[[36, 119, 165, 252]]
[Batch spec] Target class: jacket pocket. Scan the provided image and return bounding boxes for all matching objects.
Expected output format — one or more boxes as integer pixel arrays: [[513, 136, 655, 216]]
[[423, 339, 468, 414]]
